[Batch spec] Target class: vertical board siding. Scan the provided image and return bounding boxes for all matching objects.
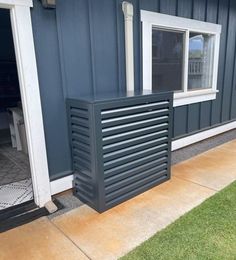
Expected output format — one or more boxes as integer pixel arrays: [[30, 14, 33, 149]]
[[211, 0, 229, 125], [31, 0, 236, 179], [177, 0, 192, 18], [89, 0, 120, 94], [192, 0, 206, 20], [173, 106, 188, 137], [207, 0, 219, 126], [56, 0, 94, 98], [31, 0, 72, 178], [116, 0, 126, 93], [221, 0, 236, 122], [139, 0, 159, 12], [187, 104, 200, 132], [231, 50, 236, 119], [160, 0, 176, 15]]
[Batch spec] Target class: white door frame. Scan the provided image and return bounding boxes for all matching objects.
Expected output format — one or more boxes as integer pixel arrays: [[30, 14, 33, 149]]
[[0, 0, 51, 207]]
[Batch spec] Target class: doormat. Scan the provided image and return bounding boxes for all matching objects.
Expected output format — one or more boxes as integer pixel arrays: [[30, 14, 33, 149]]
[[0, 178, 33, 210]]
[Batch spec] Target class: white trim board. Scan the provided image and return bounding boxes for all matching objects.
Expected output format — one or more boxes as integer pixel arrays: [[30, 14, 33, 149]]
[[172, 121, 236, 151], [50, 175, 74, 196], [141, 11, 221, 34], [50, 121, 236, 195]]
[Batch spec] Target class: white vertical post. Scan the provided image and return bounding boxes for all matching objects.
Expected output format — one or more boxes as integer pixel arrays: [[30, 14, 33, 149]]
[[10, 5, 52, 207], [122, 1, 134, 92]]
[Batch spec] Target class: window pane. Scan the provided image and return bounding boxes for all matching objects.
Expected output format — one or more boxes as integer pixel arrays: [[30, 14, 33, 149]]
[[188, 33, 215, 90], [152, 29, 184, 92]]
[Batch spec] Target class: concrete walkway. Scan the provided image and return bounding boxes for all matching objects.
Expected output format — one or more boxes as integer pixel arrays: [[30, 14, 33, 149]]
[[1, 140, 236, 260]]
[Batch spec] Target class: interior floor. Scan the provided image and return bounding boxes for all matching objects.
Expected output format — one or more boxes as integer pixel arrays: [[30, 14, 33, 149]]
[[0, 142, 33, 210], [0, 9, 33, 210], [0, 143, 30, 186]]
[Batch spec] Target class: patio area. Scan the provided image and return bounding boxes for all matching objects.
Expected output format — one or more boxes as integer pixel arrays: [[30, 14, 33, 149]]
[[1, 140, 236, 260]]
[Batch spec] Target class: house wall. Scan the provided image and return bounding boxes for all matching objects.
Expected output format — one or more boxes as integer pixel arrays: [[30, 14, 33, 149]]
[[30, 0, 236, 180]]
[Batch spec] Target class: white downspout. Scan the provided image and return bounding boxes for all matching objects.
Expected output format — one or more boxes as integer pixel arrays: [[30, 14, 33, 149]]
[[122, 1, 134, 92]]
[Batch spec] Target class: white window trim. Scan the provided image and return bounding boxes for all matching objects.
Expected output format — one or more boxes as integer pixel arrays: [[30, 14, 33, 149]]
[[141, 10, 222, 107], [0, 0, 52, 207]]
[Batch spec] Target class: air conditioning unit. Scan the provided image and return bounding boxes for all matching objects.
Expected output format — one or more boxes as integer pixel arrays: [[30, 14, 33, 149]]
[[67, 91, 173, 212]]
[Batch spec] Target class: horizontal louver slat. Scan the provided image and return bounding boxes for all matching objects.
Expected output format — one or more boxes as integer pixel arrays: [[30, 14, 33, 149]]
[[104, 150, 167, 178], [102, 112, 169, 128], [105, 163, 167, 194], [72, 132, 90, 146], [71, 116, 89, 128], [71, 124, 89, 137], [101, 101, 169, 119], [103, 131, 168, 154], [71, 107, 89, 119], [102, 116, 169, 136], [102, 122, 168, 138], [72, 141, 90, 155], [105, 170, 168, 203], [104, 158, 167, 186], [103, 141, 168, 171], [105, 175, 168, 208], [103, 135, 168, 162]]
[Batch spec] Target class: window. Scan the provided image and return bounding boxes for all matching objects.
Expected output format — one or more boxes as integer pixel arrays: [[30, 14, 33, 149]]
[[141, 11, 221, 107], [188, 33, 214, 90], [152, 29, 184, 92]]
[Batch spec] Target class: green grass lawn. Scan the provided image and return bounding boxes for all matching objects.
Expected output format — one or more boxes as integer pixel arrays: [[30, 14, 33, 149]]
[[122, 181, 236, 260]]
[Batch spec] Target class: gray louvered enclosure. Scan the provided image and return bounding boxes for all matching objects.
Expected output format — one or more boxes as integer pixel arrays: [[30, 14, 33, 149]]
[[67, 91, 173, 212]]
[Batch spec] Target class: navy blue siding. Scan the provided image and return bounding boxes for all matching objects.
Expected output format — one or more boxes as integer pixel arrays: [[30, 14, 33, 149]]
[[31, 1, 72, 179], [221, 0, 236, 122], [30, 0, 236, 179]]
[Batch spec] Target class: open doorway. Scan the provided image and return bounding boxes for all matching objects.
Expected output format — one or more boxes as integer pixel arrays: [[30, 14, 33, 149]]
[[0, 0, 51, 212], [0, 9, 33, 210]]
